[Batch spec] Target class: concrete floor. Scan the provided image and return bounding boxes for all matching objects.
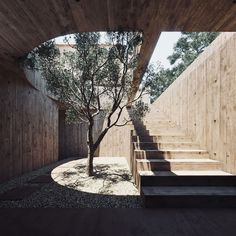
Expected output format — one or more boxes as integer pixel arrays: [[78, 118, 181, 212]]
[[1, 158, 236, 235], [1, 208, 236, 236]]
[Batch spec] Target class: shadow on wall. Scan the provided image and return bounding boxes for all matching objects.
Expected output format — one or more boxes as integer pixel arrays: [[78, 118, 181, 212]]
[[59, 110, 105, 160]]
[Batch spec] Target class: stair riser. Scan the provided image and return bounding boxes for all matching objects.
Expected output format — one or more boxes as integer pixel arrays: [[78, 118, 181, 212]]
[[135, 130, 186, 136], [144, 118, 171, 121], [143, 195, 236, 208], [145, 120, 176, 123], [146, 125, 177, 129], [133, 114, 235, 209], [155, 136, 193, 142], [140, 176, 236, 187], [134, 143, 200, 150], [146, 127, 183, 132], [134, 126, 147, 131], [149, 132, 187, 136], [132, 136, 158, 142], [137, 162, 221, 171], [134, 131, 150, 136], [144, 125, 182, 130], [132, 136, 193, 143], [135, 151, 209, 159], [158, 143, 200, 149], [134, 143, 159, 150]]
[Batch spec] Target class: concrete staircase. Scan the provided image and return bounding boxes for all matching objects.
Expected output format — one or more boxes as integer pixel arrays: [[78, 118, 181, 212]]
[[131, 113, 236, 208]]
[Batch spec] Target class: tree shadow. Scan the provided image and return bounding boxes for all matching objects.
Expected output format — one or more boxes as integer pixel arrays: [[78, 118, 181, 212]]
[[0, 158, 142, 208]]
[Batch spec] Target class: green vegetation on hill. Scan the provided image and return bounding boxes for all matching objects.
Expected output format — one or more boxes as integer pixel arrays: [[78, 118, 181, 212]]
[[149, 32, 220, 102]]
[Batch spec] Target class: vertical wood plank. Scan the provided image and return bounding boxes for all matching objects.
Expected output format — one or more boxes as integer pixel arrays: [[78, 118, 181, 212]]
[[150, 32, 236, 174]]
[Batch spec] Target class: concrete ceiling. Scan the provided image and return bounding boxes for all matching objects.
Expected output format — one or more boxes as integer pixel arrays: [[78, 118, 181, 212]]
[[1, 0, 236, 96]]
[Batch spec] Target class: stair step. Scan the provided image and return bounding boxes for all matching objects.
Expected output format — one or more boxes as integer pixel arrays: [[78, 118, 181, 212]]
[[144, 118, 172, 122], [139, 173, 236, 187], [133, 142, 158, 150], [145, 121, 175, 126], [142, 186, 236, 207], [134, 130, 150, 135], [136, 159, 221, 171], [134, 149, 209, 159], [144, 123, 181, 127], [149, 132, 187, 136], [132, 112, 236, 208], [156, 136, 193, 142], [132, 136, 158, 142], [142, 186, 236, 196], [145, 121, 174, 124], [133, 142, 200, 150], [146, 127, 184, 132], [139, 170, 232, 176], [157, 142, 200, 149], [132, 135, 193, 143]]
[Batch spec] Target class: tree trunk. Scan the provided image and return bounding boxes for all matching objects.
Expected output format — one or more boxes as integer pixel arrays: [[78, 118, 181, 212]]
[[86, 116, 109, 175], [87, 146, 94, 176], [87, 120, 95, 176]]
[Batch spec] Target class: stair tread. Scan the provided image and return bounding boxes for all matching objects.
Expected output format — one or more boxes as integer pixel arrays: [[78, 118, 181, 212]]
[[133, 141, 198, 144], [137, 159, 218, 163], [133, 135, 190, 138], [135, 149, 208, 152], [139, 170, 232, 176], [142, 186, 236, 196]]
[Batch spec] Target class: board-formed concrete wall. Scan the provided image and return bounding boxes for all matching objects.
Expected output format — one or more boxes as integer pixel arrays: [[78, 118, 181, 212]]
[[0, 65, 111, 182], [99, 108, 134, 168], [150, 33, 236, 174], [0, 68, 59, 182], [59, 110, 104, 159]]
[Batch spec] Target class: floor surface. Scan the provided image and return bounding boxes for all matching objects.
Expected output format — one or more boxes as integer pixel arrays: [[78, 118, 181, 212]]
[[1, 208, 236, 236]]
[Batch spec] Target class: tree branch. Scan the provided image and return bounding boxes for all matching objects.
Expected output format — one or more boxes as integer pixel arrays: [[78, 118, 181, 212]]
[[114, 119, 132, 127]]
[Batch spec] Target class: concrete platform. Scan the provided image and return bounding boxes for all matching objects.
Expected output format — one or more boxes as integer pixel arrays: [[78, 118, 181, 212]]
[[142, 186, 236, 208], [142, 186, 236, 196], [139, 170, 232, 176]]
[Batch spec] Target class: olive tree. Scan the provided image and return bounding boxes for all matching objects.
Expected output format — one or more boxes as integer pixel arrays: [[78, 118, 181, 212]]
[[23, 32, 150, 176]]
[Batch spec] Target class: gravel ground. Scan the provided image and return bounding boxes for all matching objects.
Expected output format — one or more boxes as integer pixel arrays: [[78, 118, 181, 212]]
[[0, 157, 142, 208]]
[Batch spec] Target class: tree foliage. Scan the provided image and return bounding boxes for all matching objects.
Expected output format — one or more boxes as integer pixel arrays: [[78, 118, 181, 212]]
[[149, 32, 220, 102], [23, 40, 60, 70], [23, 32, 150, 176]]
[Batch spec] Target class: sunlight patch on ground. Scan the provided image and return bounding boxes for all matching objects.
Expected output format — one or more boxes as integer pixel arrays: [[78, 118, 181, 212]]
[[51, 157, 139, 196]]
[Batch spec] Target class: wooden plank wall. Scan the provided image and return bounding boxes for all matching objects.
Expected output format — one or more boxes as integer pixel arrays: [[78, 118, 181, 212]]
[[59, 108, 134, 163], [0, 69, 59, 183], [99, 123, 134, 158], [24, 68, 134, 162], [59, 110, 105, 159], [24, 69, 57, 100], [151, 32, 236, 174], [59, 110, 83, 159], [99, 108, 134, 165]]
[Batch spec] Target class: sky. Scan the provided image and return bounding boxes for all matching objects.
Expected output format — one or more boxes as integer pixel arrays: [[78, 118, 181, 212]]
[[55, 31, 182, 69], [149, 32, 181, 68]]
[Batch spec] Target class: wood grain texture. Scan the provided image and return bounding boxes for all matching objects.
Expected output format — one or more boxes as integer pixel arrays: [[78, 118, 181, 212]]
[[0, 68, 59, 182], [1, 0, 236, 95], [59, 110, 105, 159], [99, 108, 134, 167], [150, 33, 236, 174], [59, 110, 87, 159], [1, 1, 236, 182]]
